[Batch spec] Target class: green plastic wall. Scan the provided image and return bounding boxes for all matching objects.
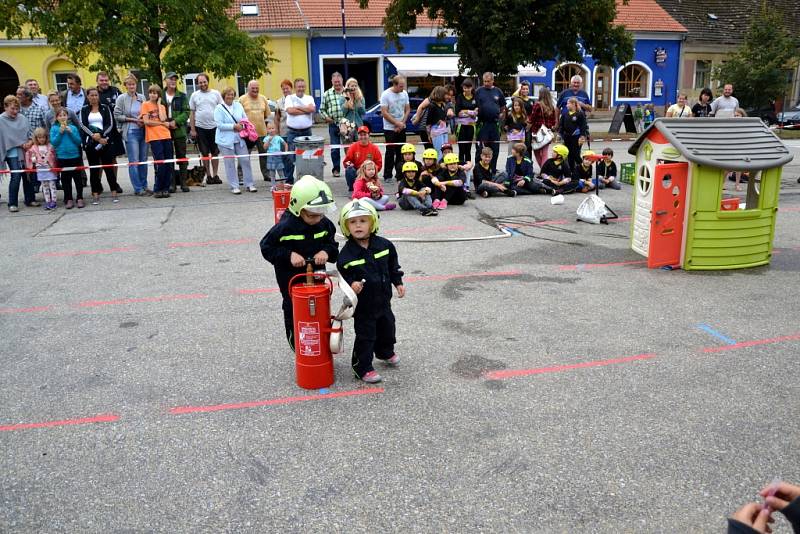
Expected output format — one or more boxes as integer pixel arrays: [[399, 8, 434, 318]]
[[683, 165, 781, 270]]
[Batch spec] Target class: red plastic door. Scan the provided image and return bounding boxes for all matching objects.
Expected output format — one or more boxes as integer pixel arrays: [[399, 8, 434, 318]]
[[648, 162, 688, 268]]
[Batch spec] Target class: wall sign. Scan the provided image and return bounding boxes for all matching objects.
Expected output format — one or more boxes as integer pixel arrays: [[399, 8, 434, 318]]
[[654, 47, 668, 66]]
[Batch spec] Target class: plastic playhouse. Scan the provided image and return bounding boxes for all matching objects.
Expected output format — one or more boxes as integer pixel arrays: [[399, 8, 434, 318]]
[[627, 118, 794, 270]]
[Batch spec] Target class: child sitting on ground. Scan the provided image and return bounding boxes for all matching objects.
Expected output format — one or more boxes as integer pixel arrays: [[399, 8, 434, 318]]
[[419, 148, 441, 194], [352, 159, 396, 211], [394, 143, 421, 180], [572, 150, 597, 193], [263, 121, 288, 190], [475, 147, 514, 198], [260, 175, 339, 350], [397, 161, 437, 216], [540, 144, 580, 195], [595, 147, 621, 190], [441, 142, 474, 198], [504, 142, 553, 195], [336, 200, 404, 384], [432, 153, 468, 209]]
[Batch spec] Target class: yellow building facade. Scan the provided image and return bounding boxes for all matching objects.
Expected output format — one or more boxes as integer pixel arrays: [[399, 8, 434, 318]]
[[0, 34, 308, 102]]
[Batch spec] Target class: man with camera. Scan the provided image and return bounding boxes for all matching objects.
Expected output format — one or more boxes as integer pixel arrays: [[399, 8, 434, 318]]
[[319, 72, 347, 178]]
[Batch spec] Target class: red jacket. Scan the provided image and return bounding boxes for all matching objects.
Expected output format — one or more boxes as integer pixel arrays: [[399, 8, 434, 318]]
[[352, 177, 384, 200], [343, 141, 383, 173]]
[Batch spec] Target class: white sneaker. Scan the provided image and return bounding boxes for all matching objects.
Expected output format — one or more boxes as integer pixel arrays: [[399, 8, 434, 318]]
[[247, 186, 257, 193], [232, 188, 242, 195]]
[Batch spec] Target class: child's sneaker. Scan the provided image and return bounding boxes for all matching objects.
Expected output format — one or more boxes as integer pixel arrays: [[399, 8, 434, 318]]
[[361, 370, 383, 383], [438, 199, 448, 210], [43, 203, 52, 211], [432, 199, 441, 209], [48, 202, 57, 210], [421, 208, 438, 216], [385, 354, 399, 366]]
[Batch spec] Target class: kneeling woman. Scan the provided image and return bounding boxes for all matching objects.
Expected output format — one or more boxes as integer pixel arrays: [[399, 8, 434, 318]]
[[140, 84, 174, 198]]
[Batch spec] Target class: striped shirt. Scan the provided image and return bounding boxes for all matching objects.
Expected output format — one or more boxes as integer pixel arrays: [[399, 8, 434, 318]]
[[320, 87, 346, 122]]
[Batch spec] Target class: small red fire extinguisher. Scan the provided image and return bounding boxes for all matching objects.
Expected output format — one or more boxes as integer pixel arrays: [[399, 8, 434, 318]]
[[289, 264, 340, 390], [272, 188, 291, 224]]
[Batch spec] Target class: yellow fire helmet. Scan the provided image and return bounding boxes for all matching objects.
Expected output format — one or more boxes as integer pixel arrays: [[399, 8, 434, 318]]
[[339, 199, 380, 238], [288, 175, 336, 217], [552, 144, 569, 159], [443, 153, 459, 165], [422, 148, 438, 160], [581, 150, 596, 158], [400, 143, 416, 154], [402, 161, 419, 173]]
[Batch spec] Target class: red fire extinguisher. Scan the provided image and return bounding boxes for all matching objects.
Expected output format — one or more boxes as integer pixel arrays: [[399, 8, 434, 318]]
[[272, 188, 291, 224], [289, 264, 341, 389]]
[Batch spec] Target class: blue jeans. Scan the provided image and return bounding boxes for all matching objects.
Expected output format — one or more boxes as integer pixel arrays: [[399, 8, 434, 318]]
[[345, 166, 357, 191], [6, 156, 35, 207], [150, 139, 174, 193], [432, 132, 448, 160], [328, 123, 341, 173], [285, 127, 311, 184], [126, 127, 149, 193]]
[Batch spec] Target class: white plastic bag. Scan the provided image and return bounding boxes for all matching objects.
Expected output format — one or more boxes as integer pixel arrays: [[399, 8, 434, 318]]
[[576, 194, 608, 224], [550, 194, 565, 205]]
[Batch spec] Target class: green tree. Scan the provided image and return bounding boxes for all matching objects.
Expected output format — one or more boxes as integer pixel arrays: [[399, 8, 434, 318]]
[[713, 7, 799, 109], [0, 0, 276, 83], [358, 0, 633, 77]]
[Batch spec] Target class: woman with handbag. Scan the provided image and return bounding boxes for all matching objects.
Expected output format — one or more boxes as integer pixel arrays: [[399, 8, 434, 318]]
[[426, 86, 449, 159], [140, 84, 174, 198], [79, 87, 120, 204], [214, 87, 255, 194], [529, 87, 557, 169]]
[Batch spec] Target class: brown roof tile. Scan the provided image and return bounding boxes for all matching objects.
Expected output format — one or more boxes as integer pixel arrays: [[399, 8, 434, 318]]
[[613, 0, 687, 32], [231, 0, 307, 31]]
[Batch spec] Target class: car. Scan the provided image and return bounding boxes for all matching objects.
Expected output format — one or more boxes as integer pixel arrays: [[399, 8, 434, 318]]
[[362, 97, 425, 135], [745, 105, 778, 126], [776, 105, 800, 128]]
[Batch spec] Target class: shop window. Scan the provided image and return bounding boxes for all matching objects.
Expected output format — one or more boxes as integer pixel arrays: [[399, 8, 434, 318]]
[[617, 64, 650, 99], [694, 60, 711, 89], [554, 64, 587, 94]]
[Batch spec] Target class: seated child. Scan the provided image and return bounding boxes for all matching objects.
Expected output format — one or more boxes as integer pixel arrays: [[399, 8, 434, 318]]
[[419, 148, 441, 195], [595, 147, 621, 190], [259, 175, 339, 350], [336, 200, 404, 384], [475, 147, 515, 198], [397, 161, 437, 216], [572, 150, 597, 193], [441, 142, 474, 198], [540, 144, 580, 194], [432, 153, 468, 209], [504, 142, 553, 195], [394, 143, 420, 180], [352, 160, 396, 211]]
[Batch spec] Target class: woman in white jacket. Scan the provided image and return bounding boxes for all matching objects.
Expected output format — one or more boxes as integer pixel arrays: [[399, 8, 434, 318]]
[[214, 87, 255, 194]]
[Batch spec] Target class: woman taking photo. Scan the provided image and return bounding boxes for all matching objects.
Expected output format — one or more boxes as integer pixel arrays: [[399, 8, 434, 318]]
[[79, 86, 120, 204], [342, 77, 366, 136], [114, 73, 150, 195], [529, 86, 558, 168], [139, 84, 174, 198], [692, 88, 713, 118], [214, 87, 255, 194]]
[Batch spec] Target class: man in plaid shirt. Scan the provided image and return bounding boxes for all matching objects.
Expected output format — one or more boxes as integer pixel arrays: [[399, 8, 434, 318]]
[[16, 86, 46, 133], [319, 72, 346, 177]]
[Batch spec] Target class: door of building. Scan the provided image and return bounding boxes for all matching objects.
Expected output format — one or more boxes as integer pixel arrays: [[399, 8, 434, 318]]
[[594, 67, 611, 110]]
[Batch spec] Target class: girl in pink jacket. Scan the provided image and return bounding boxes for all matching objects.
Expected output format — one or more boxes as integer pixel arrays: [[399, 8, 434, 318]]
[[26, 127, 59, 210], [351, 160, 395, 211]]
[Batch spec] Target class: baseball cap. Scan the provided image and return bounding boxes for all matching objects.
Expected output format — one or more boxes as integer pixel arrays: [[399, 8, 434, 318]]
[[357, 126, 370, 134], [164, 71, 178, 80]]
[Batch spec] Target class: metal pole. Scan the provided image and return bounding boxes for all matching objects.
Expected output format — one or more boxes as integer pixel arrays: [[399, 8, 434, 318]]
[[341, 0, 349, 80]]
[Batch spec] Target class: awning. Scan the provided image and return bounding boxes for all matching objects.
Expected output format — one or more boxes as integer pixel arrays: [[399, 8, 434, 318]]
[[386, 55, 461, 77], [386, 55, 547, 78]]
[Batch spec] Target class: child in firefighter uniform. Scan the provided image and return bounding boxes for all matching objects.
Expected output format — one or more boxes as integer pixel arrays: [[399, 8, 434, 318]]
[[336, 200, 405, 383], [260, 175, 339, 350]]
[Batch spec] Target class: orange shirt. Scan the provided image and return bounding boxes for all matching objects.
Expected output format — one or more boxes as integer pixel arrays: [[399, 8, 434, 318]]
[[140, 101, 171, 143]]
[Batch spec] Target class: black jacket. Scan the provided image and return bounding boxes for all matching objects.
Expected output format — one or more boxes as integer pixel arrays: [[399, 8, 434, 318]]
[[79, 104, 117, 149], [558, 110, 588, 139], [336, 236, 403, 315], [260, 213, 339, 291]]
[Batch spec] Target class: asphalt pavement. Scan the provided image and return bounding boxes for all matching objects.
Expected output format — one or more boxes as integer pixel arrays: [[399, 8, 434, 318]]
[[1, 138, 799, 533]]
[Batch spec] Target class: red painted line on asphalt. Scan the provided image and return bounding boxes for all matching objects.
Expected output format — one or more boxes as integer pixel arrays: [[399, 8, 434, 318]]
[[383, 225, 466, 235], [558, 260, 647, 271], [0, 413, 120, 432], [484, 354, 657, 380], [168, 238, 257, 249], [75, 293, 208, 308], [238, 287, 281, 295], [404, 270, 524, 282], [703, 333, 800, 353], [779, 206, 800, 213], [38, 246, 138, 258], [0, 306, 52, 314], [169, 387, 384, 415]]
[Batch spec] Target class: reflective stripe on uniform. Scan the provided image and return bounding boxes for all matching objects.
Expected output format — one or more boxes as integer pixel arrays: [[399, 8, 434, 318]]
[[374, 249, 389, 259], [313, 230, 328, 239], [343, 258, 366, 269], [279, 234, 305, 242]]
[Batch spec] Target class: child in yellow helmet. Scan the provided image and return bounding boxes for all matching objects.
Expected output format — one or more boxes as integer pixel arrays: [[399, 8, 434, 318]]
[[397, 161, 437, 216], [431, 152, 468, 209]]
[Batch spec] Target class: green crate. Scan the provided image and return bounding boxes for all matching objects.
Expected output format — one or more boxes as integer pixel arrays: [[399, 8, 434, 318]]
[[620, 162, 635, 185]]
